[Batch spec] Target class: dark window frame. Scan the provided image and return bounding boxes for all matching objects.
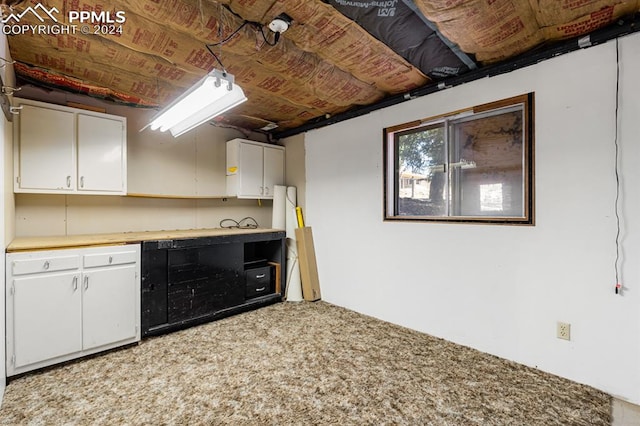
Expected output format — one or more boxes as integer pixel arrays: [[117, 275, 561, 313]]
[[383, 93, 535, 225]]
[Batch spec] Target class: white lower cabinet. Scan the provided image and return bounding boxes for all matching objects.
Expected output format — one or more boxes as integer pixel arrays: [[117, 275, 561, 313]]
[[13, 271, 82, 369], [6, 244, 141, 376], [82, 265, 138, 351]]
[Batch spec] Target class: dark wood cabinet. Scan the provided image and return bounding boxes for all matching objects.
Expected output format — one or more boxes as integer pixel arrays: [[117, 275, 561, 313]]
[[141, 231, 285, 337], [167, 244, 244, 322]]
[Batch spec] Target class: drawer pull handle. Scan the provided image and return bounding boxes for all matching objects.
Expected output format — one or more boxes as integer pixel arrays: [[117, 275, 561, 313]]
[[72, 276, 78, 291], [256, 287, 266, 292], [256, 274, 265, 279], [80, 176, 84, 188], [66, 176, 71, 188], [109, 256, 113, 264], [43, 261, 50, 270]]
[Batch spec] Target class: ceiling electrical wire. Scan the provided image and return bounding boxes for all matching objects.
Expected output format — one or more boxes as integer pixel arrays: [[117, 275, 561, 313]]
[[205, 19, 282, 70], [257, 25, 280, 46], [613, 37, 622, 295], [205, 19, 250, 71]]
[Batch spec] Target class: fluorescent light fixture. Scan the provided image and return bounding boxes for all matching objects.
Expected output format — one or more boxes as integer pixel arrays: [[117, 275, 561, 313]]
[[147, 69, 247, 137]]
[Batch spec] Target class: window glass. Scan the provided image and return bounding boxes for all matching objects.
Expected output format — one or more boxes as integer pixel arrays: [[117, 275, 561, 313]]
[[450, 108, 524, 218], [384, 94, 534, 224], [396, 125, 445, 216]]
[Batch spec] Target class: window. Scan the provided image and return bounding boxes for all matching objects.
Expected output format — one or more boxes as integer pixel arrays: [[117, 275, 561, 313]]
[[384, 93, 534, 224]]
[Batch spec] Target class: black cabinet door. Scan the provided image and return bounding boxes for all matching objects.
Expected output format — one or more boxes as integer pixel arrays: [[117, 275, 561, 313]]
[[167, 244, 243, 323], [141, 248, 168, 332]]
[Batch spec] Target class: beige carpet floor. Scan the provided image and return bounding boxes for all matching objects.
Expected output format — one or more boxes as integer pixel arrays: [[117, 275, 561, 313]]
[[0, 301, 610, 425]]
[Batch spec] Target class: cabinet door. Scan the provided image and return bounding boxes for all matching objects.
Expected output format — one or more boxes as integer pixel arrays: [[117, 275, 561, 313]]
[[77, 114, 126, 193], [11, 272, 82, 368], [141, 246, 168, 334], [17, 104, 75, 191], [167, 245, 244, 323], [238, 142, 264, 198], [82, 265, 137, 350], [263, 147, 285, 198]]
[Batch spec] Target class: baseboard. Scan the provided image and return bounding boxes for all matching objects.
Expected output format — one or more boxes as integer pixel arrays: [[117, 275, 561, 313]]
[[612, 398, 640, 426]]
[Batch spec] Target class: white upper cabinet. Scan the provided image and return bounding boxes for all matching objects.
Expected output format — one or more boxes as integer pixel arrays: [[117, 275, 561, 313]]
[[14, 98, 127, 195], [234, 141, 264, 198], [77, 114, 126, 193], [226, 138, 285, 199], [17, 104, 76, 191], [262, 146, 285, 198]]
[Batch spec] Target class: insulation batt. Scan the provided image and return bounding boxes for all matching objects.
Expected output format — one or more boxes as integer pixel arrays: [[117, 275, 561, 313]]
[[329, 0, 469, 77]]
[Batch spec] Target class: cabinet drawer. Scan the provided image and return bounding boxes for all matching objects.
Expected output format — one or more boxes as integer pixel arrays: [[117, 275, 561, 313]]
[[12, 255, 80, 276], [83, 250, 138, 268], [245, 266, 272, 299]]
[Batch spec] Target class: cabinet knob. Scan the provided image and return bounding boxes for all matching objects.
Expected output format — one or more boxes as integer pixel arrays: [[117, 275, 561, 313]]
[[43, 261, 50, 270], [109, 256, 113, 264]]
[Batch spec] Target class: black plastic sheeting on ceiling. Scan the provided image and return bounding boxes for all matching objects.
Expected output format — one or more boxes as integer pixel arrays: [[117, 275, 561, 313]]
[[327, 0, 475, 79]]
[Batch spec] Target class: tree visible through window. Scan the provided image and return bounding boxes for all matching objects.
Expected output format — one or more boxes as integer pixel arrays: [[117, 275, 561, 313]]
[[397, 125, 446, 216], [384, 93, 534, 224]]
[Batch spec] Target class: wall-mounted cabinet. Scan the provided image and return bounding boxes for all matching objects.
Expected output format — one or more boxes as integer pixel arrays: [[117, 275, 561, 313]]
[[226, 138, 285, 199], [6, 244, 140, 376], [13, 98, 127, 195]]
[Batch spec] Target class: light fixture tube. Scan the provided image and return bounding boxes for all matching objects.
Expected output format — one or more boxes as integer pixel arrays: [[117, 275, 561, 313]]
[[147, 69, 247, 138]]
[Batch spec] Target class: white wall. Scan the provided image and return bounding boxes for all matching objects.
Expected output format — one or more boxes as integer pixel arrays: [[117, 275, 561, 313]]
[[14, 194, 271, 236], [5, 110, 14, 244], [304, 33, 640, 403], [0, 26, 13, 404], [0, 111, 6, 405], [0, 110, 15, 405], [125, 104, 246, 197], [284, 133, 306, 210]]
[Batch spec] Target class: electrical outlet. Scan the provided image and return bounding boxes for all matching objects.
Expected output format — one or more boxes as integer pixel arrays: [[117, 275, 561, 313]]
[[557, 322, 571, 341]]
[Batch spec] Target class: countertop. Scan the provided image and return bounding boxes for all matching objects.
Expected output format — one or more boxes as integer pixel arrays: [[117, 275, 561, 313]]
[[7, 228, 285, 252]]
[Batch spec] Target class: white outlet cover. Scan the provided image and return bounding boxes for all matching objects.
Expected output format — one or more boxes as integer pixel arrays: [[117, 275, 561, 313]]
[[557, 322, 571, 340]]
